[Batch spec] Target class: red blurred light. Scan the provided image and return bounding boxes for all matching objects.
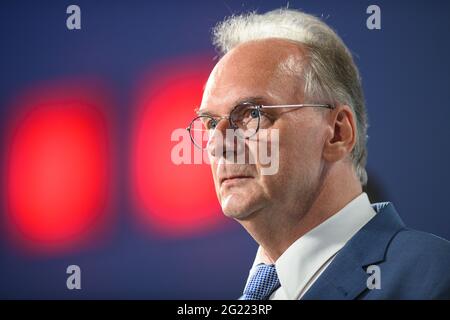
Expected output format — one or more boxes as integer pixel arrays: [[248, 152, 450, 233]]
[[132, 56, 226, 236], [5, 83, 112, 252]]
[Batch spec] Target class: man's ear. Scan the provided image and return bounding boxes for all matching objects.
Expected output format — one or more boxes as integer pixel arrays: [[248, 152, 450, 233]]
[[323, 105, 357, 163]]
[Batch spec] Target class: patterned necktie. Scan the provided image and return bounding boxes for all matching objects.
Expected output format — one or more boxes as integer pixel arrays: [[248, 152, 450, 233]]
[[242, 263, 281, 300]]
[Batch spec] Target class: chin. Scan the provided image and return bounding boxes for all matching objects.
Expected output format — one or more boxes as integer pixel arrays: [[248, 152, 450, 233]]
[[222, 208, 252, 220], [220, 192, 261, 221]]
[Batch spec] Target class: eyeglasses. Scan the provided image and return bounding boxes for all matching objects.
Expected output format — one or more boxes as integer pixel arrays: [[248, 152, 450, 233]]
[[186, 102, 334, 149]]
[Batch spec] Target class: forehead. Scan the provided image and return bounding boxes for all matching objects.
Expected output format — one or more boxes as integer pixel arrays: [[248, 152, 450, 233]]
[[200, 38, 306, 114]]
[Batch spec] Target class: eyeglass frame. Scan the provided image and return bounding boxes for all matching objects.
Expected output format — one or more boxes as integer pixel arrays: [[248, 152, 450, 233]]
[[186, 102, 335, 149]]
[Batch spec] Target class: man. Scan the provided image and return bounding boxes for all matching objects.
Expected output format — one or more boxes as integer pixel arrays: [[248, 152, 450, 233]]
[[187, 8, 450, 299]]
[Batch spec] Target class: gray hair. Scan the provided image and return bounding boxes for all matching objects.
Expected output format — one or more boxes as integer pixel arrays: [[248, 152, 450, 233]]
[[212, 8, 368, 185]]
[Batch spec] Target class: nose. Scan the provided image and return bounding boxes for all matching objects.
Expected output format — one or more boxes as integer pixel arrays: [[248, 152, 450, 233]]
[[207, 118, 244, 160], [207, 118, 228, 157]]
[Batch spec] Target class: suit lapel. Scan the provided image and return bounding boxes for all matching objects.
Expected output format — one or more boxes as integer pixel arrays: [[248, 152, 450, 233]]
[[301, 202, 406, 300]]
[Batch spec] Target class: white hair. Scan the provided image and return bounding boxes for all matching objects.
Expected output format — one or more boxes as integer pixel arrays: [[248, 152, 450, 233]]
[[212, 8, 368, 185]]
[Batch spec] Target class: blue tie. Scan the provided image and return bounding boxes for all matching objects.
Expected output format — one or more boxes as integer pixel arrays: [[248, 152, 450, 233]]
[[242, 263, 280, 300]]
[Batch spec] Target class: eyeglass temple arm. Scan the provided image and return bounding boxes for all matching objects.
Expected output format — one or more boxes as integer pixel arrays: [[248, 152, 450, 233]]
[[259, 104, 335, 109]]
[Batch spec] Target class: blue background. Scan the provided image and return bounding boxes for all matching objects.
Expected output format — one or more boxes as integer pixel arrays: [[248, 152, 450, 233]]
[[1, 0, 449, 299]]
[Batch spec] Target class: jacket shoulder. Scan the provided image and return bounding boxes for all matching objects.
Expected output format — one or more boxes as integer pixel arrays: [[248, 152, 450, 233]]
[[381, 228, 450, 299], [389, 228, 450, 257]]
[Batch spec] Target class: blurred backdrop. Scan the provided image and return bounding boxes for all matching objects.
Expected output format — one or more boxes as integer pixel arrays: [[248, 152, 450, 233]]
[[1, 0, 450, 299]]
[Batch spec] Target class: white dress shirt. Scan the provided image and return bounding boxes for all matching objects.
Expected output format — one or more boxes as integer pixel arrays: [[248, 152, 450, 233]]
[[246, 192, 377, 300]]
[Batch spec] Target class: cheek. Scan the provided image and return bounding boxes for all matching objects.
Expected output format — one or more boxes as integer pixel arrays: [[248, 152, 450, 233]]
[[210, 161, 219, 185], [289, 116, 324, 151], [277, 121, 324, 176], [209, 159, 223, 201]]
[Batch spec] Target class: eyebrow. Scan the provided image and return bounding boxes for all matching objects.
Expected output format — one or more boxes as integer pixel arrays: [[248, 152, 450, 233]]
[[233, 96, 267, 106], [195, 108, 214, 117], [196, 96, 267, 116]]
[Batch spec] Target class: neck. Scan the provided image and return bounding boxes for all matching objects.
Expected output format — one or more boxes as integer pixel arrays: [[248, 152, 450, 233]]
[[239, 163, 362, 262]]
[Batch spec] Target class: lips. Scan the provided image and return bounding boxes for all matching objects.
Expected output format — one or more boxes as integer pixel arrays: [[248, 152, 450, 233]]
[[220, 175, 253, 185]]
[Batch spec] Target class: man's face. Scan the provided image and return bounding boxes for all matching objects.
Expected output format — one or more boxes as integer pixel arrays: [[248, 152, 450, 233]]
[[200, 39, 329, 222]]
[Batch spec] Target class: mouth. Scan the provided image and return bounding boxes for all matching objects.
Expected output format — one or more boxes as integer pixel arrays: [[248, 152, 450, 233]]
[[220, 175, 253, 186]]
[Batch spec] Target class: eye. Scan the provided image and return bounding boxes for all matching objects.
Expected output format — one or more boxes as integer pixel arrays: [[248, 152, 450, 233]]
[[205, 118, 217, 130], [249, 109, 259, 119], [240, 107, 259, 122]]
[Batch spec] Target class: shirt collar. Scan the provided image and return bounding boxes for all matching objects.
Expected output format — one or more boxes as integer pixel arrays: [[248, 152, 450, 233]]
[[250, 192, 377, 299]]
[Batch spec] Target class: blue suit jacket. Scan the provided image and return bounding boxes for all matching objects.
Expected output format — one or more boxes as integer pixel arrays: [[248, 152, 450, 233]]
[[301, 202, 450, 299]]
